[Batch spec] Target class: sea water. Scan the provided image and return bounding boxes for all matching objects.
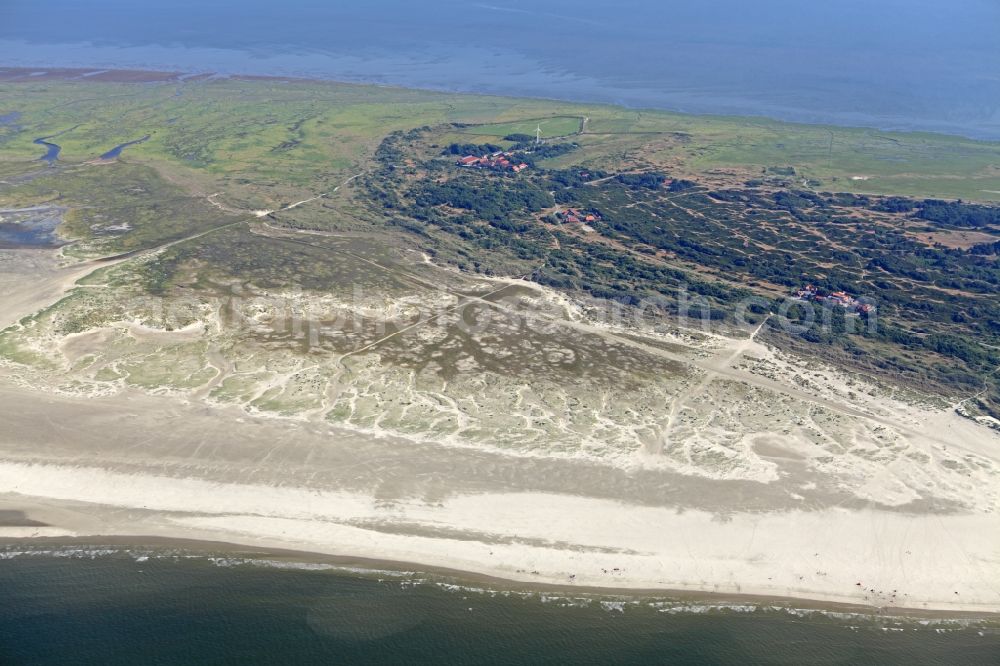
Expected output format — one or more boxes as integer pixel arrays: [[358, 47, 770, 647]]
[[1, 0, 999, 139], [0, 546, 998, 665]]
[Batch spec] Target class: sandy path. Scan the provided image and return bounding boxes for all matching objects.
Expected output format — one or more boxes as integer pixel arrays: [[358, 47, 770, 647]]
[[655, 316, 771, 455]]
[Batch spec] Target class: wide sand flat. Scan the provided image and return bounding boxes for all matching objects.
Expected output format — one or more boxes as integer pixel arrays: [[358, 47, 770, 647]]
[[0, 381, 998, 614]]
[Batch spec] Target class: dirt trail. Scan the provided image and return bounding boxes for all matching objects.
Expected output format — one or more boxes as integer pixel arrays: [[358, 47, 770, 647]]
[[653, 317, 771, 455]]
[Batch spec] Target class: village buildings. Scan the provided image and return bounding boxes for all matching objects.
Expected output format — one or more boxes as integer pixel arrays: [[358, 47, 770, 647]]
[[456, 151, 529, 173], [794, 284, 874, 314], [558, 208, 599, 224]]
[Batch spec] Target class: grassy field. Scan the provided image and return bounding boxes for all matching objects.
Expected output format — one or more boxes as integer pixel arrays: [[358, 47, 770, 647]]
[[2, 75, 1000, 205], [459, 116, 585, 140]]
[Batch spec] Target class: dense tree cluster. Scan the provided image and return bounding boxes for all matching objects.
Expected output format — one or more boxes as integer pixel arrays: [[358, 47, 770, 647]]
[[410, 178, 553, 229], [615, 172, 666, 190], [970, 240, 1000, 256], [443, 142, 503, 156], [871, 197, 914, 213], [917, 200, 1000, 228]]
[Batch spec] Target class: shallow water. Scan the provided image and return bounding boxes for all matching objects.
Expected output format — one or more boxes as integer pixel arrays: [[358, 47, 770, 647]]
[[32, 137, 60, 163], [0, 207, 64, 248], [2, 1, 1000, 139], [0, 546, 998, 665], [99, 134, 149, 160]]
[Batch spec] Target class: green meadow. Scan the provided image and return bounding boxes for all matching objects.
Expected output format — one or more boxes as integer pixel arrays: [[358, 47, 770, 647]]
[[2, 76, 1000, 204]]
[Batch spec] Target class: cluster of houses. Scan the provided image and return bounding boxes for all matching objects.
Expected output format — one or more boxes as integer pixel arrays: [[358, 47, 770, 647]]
[[558, 208, 600, 224], [794, 285, 875, 314], [456, 152, 530, 173]]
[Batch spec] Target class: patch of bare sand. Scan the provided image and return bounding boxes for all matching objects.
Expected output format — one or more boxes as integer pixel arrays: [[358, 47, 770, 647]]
[[0, 249, 105, 331]]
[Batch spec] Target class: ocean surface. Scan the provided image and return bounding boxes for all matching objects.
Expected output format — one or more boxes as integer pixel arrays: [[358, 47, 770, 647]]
[[1, 0, 1000, 139], [1, 546, 999, 665]]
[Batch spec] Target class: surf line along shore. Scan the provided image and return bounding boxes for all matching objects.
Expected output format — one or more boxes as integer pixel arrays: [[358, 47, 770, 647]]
[[2, 534, 998, 624]]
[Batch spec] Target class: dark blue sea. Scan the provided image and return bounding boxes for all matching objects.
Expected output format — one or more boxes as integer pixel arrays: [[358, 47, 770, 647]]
[[1, 0, 999, 139], [1, 545, 999, 665]]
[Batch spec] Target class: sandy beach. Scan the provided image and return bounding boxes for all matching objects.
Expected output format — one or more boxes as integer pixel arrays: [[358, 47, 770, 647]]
[[2, 535, 997, 625], [0, 373, 998, 615], [1, 454, 999, 614]]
